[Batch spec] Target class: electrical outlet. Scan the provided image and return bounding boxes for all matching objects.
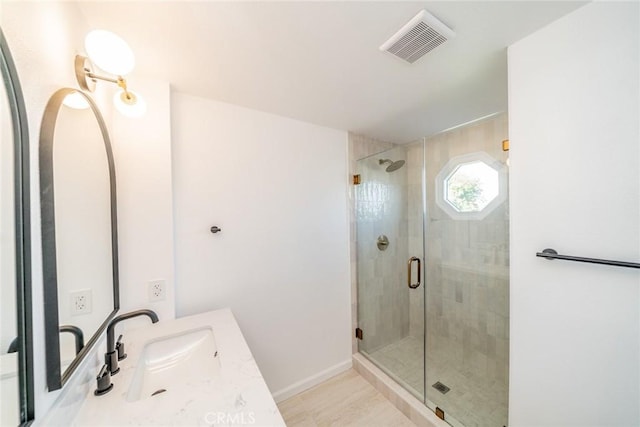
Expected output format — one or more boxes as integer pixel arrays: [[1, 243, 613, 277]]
[[70, 289, 92, 315], [148, 279, 166, 302]]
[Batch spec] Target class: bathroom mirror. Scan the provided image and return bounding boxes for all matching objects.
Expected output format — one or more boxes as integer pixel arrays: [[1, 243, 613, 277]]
[[0, 29, 34, 424], [40, 88, 119, 391]]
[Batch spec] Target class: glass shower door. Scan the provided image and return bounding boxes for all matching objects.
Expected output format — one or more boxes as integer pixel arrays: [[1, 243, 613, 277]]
[[355, 142, 426, 399], [423, 113, 510, 427]]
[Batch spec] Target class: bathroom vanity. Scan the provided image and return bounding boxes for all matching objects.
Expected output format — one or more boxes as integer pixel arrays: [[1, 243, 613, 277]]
[[71, 308, 285, 426]]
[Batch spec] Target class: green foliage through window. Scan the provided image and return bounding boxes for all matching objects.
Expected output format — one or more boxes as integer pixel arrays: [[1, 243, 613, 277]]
[[447, 175, 484, 211], [445, 162, 498, 213]]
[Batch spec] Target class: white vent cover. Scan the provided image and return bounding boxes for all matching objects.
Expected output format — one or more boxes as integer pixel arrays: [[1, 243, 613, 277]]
[[380, 10, 455, 64]]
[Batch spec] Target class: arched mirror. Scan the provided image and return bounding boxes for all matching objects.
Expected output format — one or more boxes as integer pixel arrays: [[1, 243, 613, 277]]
[[40, 88, 119, 391], [0, 29, 34, 425]]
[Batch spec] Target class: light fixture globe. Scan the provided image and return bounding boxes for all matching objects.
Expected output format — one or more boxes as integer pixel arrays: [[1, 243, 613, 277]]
[[62, 92, 90, 110], [85, 30, 135, 76], [113, 89, 146, 118]]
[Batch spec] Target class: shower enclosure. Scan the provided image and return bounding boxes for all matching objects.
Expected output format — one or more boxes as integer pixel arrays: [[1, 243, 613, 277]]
[[355, 114, 509, 427]]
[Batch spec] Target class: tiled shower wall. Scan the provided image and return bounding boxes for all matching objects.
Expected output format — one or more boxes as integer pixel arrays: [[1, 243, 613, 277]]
[[348, 133, 394, 353], [355, 148, 409, 352], [423, 113, 509, 426], [349, 114, 510, 425], [349, 134, 425, 353]]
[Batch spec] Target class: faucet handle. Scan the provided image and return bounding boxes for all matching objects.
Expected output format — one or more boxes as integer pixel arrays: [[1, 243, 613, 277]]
[[105, 349, 119, 375], [116, 335, 127, 361], [94, 364, 113, 396]]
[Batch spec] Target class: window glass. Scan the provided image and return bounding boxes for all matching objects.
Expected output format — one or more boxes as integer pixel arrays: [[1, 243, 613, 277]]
[[445, 161, 499, 212]]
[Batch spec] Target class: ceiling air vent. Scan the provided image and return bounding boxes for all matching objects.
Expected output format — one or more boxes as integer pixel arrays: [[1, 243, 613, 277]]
[[380, 9, 455, 64]]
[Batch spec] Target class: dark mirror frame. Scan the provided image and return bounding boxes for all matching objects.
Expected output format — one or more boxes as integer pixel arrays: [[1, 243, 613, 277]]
[[39, 88, 120, 391], [0, 28, 34, 424]]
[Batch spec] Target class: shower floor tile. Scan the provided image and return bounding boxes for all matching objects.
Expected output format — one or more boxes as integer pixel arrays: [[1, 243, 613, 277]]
[[366, 335, 508, 427], [366, 336, 425, 397]]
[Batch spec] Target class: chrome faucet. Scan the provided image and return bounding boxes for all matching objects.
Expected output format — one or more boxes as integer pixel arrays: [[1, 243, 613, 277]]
[[105, 309, 159, 374]]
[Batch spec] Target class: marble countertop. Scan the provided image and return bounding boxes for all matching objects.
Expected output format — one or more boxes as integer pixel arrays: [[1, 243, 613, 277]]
[[72, 308, 285, 426]]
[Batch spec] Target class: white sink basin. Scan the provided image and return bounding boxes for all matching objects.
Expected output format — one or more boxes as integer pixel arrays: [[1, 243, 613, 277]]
[[66, 309, 285, 426], [126, 327, 221, 402]]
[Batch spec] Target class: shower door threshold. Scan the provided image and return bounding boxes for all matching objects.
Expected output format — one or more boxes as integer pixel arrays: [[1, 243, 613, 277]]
[[353, 353, 451, 427]]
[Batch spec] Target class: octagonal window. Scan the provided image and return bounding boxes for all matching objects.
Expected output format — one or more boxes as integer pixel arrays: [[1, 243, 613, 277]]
[[445, 161, 499, 212], [435, 151, 507, 220]]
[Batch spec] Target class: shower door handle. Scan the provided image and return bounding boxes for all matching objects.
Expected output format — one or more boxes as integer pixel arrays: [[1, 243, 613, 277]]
[[407, 257, 421, 289]]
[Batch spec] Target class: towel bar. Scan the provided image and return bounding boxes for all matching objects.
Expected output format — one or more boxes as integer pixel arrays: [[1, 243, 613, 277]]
[[536, 248, 640, 269]]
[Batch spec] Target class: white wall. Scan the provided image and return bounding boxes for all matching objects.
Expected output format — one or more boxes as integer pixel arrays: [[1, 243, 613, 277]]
[[508, 2, 639, 426], [2, 1, 175, 420], [171, 93, 352, 400], [110, 79, 175, 324]]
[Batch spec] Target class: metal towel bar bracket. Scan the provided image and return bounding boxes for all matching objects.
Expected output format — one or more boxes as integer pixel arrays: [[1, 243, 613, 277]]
[[536, 248, 640, 269]]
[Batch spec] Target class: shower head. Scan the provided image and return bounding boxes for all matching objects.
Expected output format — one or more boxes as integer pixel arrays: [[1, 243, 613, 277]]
[[378, 158, 406, 172]]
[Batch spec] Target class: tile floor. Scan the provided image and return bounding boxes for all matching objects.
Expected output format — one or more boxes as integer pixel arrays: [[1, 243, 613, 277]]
[[367, 335, 425, 398], [366, 336, 508, 427], [277, 369, 416, 427]]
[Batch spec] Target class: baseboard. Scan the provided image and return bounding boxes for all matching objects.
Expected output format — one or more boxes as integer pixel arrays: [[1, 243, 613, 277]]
[[271, 359, 352, 403]]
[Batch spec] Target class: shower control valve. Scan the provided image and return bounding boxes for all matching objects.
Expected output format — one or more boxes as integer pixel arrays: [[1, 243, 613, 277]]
[[210, 226, 222, 234]]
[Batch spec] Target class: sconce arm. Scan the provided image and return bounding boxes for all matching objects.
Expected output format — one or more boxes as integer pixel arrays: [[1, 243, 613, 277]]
[[85, 71, 119, 85]]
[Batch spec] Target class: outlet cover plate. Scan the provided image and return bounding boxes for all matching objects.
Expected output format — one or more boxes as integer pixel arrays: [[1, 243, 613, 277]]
[[70, 289, 92, 315], [148, 279, 166, 302]]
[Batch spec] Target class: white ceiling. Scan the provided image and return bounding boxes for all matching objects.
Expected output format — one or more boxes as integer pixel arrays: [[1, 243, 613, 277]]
[[77, 1, 587, 143]]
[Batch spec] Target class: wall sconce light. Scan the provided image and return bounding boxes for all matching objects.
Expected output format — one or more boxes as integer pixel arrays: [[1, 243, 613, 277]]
[[75, 30, 146, 118], [62, 92, 90, 110]]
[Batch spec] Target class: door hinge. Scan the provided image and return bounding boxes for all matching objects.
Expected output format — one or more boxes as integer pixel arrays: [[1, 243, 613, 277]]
[[355, 327, 363, 340], [353, 174, 361, 185], [502, 139, 510, 151]]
